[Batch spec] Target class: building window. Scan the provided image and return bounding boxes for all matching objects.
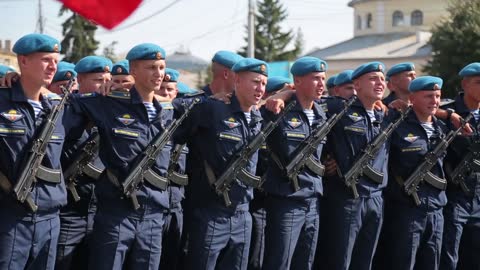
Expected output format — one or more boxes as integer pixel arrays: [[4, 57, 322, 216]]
[[392, 10, 404, 26], [357, 15, 362, 30], [411, 10, 423, 26], [366, 13, 372, 28]]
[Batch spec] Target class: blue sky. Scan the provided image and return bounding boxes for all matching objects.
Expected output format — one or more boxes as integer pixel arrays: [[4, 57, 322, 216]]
[[0, 0, 353, 61]]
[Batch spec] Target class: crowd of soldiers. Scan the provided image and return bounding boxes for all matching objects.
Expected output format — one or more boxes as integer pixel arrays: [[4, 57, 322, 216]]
[[0, 32, 479, 270]]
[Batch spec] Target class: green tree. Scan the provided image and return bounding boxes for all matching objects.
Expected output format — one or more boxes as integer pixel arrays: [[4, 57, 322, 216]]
[[59, 6, 100, 63], [103, 41, 119, 63], [423, 0, 480, 98], [239, 0, 303, 62]]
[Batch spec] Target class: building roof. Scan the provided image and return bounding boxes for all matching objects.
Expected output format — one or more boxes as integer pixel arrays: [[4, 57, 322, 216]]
[[306, 32, 432, 61], [166, 50, 209, 72]]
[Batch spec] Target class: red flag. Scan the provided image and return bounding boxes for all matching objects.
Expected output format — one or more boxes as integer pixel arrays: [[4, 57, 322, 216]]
[[60, 0, 142, 29]]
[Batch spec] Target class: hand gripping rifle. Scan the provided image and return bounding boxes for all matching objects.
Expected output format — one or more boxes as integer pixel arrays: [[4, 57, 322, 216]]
[[284, 96, 357, 192], [404, 114, 473, 205], [122, 98, 199, 210], [213, 101, 296, 207], [344, 107, 412, 198], [13, 78, 74, 212]]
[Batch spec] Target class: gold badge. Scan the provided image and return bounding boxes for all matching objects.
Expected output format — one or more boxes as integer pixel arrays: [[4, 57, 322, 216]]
[[378, 64, 383, 71], [104, 65, 110, 72], [156, 52, 162, 60], [53, 44, 59, 52], [321, 63, 326, 71], [223, 117, 240, 129], [1, 109, 24, 122], [164, 74, 171, 82], [65, 71, 72, 79], [260, 65, 266, 72], [116, 114, 135, 125], [116, 67, 123, 74], [433, 84, 440, 90]]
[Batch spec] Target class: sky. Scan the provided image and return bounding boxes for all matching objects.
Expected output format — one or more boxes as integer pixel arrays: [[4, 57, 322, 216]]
[[0, 0, 354, 62]]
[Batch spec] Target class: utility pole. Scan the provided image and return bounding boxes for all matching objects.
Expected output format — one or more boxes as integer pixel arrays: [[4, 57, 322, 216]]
[[247, 0, 255, 58], [36, 0, 44, 33]]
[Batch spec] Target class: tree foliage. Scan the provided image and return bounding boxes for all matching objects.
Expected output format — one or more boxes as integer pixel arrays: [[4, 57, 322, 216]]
[[423, 0, 480, 98], [239, 0, 303, 62], [59, 6, 100, 63]]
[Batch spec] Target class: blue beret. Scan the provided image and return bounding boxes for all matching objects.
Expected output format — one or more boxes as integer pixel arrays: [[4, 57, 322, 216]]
[[232, 58, 268, 76], [75, 56, 113, 74], [126, 43, 166, 61], [408, 76, 443, 92], [266, 76, 292, 93], [177, 82, 197, 95], [326, 75, 338, 89], [386, 62, 415, 79], [351, 61, 385, 80], [52, 61, 77, 83], [111, 60, 129, 75], [459, 63, 480, 77], [13, 33, 60, 55], [212, 50, 244, 69], [164, 68, 180, 82], [290, 57, 327, 76], [0, 65, 15, 77], [334, 70, 354, 86]]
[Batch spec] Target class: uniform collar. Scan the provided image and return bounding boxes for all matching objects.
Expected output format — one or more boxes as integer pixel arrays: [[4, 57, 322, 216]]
[[129, 86, 144, 104], [11, 81, 53, 109], [453, 92, 471, 115], [406, 108, 441, 128], [229, 94, 262, 123], [202, 84, 213, 97], [291, 94, 326, 118]]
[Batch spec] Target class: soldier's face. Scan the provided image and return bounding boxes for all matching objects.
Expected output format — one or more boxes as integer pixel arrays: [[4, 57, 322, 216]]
[[391, 71, 416, 94], [235, 72, 266, 108], [295, 72, 325, 100], [463, 76, 480, 103], [355, 72, 385, 102], [410, 90, 441, 117], [77, 72, 110, 94], [130, 59, 166, 92], [19, 52, 58, 87], [334, 83, 356, 100], [157, 81, 178, 102], [112, 74, 135, 91]]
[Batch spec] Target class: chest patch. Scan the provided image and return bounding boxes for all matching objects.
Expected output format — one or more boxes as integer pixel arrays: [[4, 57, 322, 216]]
[[348, 112, 363, 122], [223, 117, 241, 129], [113, 128, 140, 138], [344, 125, 366, 134], [0, 127, 26, 135], [116, 114, 136, 126], [1, 109, 24, 122], [219, 132, 242, 142], [403, 133, 419, 143], [287, 117, 302, 128]]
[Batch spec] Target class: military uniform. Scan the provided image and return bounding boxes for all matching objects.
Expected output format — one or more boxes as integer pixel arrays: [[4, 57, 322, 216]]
[[440, 63, 480, 270], [385, 77, 448, 270], [0, 33, 70, 270], [261, 57, 327, 270], [55, 56, 112, 270], [323, 62, 389, 270], [175, 58, 267, 270]]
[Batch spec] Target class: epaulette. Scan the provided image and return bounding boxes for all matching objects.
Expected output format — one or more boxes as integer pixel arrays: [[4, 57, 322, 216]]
[[440, 98, 455, 108], [107, 90, 131, 99], [44, 93, 62, 100], [160, 102, 174, 110], [78, 92, 98, 98], [185, 90, 205, 97]]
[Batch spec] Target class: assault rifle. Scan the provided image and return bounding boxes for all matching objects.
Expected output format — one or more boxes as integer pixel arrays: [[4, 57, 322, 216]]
[[344, 107, 412, 198], [122, 99, 199, 210], [285, 96, 357, 191], [447, 143, 480, 195], [404, 114, 473, 205], [214, 101, 296, 206], [13, 78, 74, 212]]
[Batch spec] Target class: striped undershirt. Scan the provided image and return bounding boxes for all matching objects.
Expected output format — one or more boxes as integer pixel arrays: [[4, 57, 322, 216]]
[[244, 112, 251, 124], [27, 99, 43, 118], [420, 122, 435, 139], [143, 102, 158, 122], [303, 109, 315, 126], [471, 109, 480, 122]]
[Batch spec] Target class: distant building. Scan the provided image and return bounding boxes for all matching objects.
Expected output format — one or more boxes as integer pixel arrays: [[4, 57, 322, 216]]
[[0, 39, 18, 70], [166, 48, 209, 88], [306, 0, 450, 75]]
